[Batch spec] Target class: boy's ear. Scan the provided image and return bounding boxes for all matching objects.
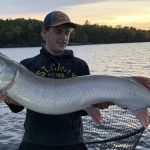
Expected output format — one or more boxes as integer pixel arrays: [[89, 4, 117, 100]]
[[41, 27, 48, 41]]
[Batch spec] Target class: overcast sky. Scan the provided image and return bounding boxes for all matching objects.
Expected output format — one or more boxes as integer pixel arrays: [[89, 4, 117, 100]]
[[0, 0, 150, 30]]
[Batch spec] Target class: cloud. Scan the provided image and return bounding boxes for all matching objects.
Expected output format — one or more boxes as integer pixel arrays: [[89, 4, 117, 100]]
[[62, 0, 150, 30], [0, 0, 149, 30], [0, 0, 106, 20], [0, 0, 102, 14]]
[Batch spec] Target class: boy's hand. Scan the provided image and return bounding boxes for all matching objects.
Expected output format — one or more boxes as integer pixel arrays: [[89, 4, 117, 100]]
[[0, 92, 20, 105], [133, 76, 150, 90]]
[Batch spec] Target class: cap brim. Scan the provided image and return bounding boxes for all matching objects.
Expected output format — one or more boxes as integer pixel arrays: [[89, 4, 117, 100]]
[[50, 21, 77, 28]]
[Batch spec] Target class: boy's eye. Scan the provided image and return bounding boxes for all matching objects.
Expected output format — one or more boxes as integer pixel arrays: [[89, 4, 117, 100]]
[[56, 29, 63, 34], [55, 29, 71, 35]]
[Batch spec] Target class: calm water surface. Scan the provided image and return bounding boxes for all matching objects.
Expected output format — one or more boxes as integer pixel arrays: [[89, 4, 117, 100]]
[[0, 42, 150, 150]]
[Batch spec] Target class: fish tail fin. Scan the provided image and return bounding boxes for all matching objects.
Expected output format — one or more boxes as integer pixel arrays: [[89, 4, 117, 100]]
[[132, 108, 149, 128], [85, 106, 103, 124]]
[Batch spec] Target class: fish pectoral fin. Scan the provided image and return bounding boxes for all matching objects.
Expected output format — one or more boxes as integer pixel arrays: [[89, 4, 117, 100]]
[[85, 106, 103, 124], [132, 108, 149, 128]]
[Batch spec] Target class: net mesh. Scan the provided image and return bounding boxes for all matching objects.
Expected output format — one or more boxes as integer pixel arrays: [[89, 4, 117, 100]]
[[82, 105, 145, 150]]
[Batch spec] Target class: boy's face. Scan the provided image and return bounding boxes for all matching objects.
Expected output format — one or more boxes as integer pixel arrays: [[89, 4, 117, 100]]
[[44, 25, 73, 55]]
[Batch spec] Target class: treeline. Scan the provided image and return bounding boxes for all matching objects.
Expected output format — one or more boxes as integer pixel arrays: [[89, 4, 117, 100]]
[[0, 18, 150, 48], [0, 18, 42, 47]]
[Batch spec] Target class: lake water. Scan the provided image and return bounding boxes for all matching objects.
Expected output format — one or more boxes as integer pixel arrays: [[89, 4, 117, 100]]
[[0, 42, 150, 150]]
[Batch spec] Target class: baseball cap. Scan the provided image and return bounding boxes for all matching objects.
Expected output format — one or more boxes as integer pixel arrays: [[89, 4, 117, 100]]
[[43, 11, 77, 28]]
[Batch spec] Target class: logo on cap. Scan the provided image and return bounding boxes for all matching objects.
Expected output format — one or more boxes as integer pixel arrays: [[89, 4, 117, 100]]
[[56, 12, 70, 22]]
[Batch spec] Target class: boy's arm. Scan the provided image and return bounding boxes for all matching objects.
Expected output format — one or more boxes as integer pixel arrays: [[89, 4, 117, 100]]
[[0, 92, 24, 113]]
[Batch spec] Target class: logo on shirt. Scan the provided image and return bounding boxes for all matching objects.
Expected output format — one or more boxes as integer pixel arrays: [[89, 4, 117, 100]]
[[36, 63, 76, 78]]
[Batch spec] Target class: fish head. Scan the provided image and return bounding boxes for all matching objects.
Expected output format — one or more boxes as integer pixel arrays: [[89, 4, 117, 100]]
[[0, 58, 16, 90]]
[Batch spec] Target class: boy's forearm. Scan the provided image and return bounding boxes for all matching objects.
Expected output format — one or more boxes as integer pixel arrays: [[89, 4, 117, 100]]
[[0, 92, 24, 113], [5, 102, 24, 113]]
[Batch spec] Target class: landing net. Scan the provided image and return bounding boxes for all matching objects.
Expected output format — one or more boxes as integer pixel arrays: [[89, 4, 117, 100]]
[[82, 105, 145, 150]]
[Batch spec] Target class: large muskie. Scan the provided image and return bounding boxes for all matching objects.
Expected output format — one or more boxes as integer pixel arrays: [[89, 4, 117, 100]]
[[0, 53, 150, 128]]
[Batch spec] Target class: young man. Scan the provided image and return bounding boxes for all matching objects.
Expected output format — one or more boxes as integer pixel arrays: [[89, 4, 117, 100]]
[[4, 11, 91, 150], [1, 11, 150, 150]]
